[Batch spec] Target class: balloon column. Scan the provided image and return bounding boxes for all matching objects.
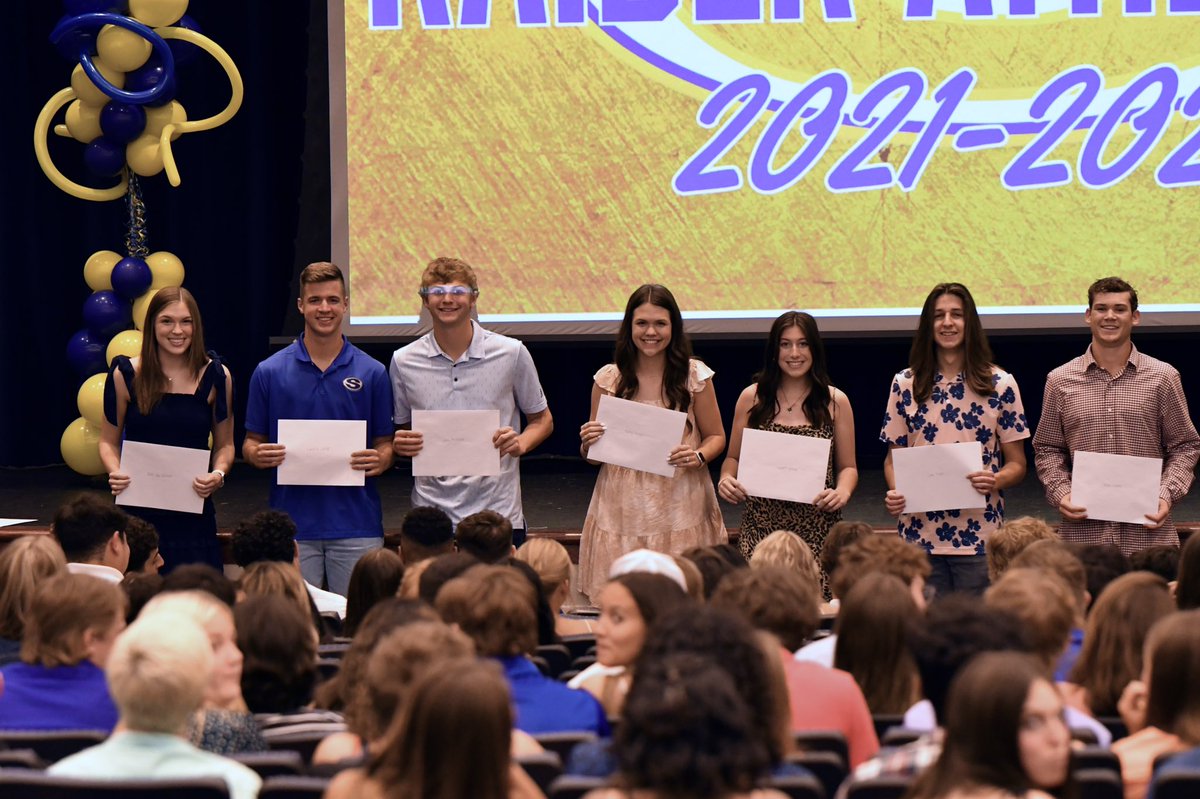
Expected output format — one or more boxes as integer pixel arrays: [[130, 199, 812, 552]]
[[37, 0, 242, 475]]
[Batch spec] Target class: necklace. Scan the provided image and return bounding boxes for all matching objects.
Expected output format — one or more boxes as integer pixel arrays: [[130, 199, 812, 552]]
[[780, 389, 808, 413]]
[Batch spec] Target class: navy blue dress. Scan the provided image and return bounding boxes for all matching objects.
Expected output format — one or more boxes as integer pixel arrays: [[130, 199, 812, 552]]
[[104, 355, 228, 571]]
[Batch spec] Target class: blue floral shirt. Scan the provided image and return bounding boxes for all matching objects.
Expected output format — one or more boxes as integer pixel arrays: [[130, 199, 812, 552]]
[[880, 368, 1030, 555]]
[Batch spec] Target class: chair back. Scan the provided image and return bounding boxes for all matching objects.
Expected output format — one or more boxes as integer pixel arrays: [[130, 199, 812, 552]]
[[788, 749, 846, 799], [547, 774, 605, 799], [560, 634, 597, 661], [842, 775, 914, 799], [1152, 768, 1200, 799], [266, 731, 332, 764], [0, 730, 107, 764], [229, 750, 305, 778], [0, 770, 230, 799], [533, 731, 598, 761], [517, 751, 564, 793], [872, 714, 905, 742], [1072, 746, 1120, 775], [536, 644, 573, 678], [768, 772, 825, 799], [793, 730, 850, 766], [1075, 768, 1123, 799], [258, 775, 330, 799]]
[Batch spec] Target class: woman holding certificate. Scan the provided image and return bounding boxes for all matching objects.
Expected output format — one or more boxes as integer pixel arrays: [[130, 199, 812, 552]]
[[100, 287, 234, 572], [881, 283, 1029, 597], [716, 312, 857, 577], [577, 284, 727, 600]]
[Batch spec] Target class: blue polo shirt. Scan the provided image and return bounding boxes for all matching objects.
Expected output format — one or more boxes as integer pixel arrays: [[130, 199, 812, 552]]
[[245, 336, 393, 541], [498, 656, 610, 737]]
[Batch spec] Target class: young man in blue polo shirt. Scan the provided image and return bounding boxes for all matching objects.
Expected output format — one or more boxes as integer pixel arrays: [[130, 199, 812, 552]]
[[243, 262, 393, 595], [390, 257, 553, 542]]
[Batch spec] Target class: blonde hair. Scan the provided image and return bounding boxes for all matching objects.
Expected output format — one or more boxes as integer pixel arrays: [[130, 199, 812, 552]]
[[515, 538, 571, 596], [398, 558, 432, 600], [22, 573, 126, 667], [420, 256, 478, 291], [141, 589, 232, 631], [240, 561, 313, 625], [751, 530, 821, 590], [0, 536, 67, 640], [987, 516, 1057, 582], [108, 614, 212, 733]]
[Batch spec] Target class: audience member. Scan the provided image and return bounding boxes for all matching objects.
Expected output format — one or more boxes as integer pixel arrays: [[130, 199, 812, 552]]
[[515, 537, 593, 636], [748, 530, 822, 593], [398, 505, 454, 564], [820, 520, 872, 602], [52, 493, 130, 583], [683, 544, 746, 599], [397, 557, 431, 600], [240, 560, 326, 641], [672, 554, 705, 599], [1130, 545, 1181, 584], [509, 556, 562, 647], [121, 572, 164, 623], [161, 563, 237, 606], [0, 572, 125, 731], [417, 551, 481, 605], [0, 535, 66, 665], [834, 573, 922, 716], [343, 548, 404, 637], [436, 565, 608, 736], [231, 509, 347, 618], [124, 516, 164, 574], [1010, 539, 1089, 680], [985, 515, 1056, 583], [609, 548, 688, 591], [1074, 543, 1131, 611], [1176, 532, 1200, 610], [48, 613, 260, 799], [456, 509, 516, 563]]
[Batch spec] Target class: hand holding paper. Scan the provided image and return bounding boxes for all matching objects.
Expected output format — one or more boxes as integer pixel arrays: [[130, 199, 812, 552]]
[[737, 428, 832, 505], [892, 442, 985, 514], [277, 419, 366, 487], [116, 441, 212, 514], [587, 394, 687, 478], [1070, 451, 1162, 526], [412, 410, 501, 477]]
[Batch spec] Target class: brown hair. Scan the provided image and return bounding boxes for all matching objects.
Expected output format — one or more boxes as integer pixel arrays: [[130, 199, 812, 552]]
[[909, 283, 995, 404], [614, 284, 693, 414], [435, 565, 537, 657], [136, 286, 208, 416], [514, 537, 571, 596], [830, 535, 931, 600], [420, 256, 478, 291], [672, 555, 705, 600], [987, 516, 1056, 583], [1177, 532, 1200, 611], [455, 510, 513, 564], [711, 565, 820, 652], [343, 549, 405, 638], [299, 261, 346, 290], [0, 536, 67, 640], [984, 568, 1075, 672], [1068, 572, 1175, 716], [369, 658, 511, 799], [835, 573, 921, 714], [21, 572, 127, 667], [821, 520, 873, 579], [1011, 539, 1088, 619], [1143, 610, 1200, 743], [240, 561, 318, 637], [1088, 276, 1138, 311]]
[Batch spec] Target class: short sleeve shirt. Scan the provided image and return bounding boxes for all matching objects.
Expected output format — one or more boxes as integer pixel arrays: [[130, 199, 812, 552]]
[[244, 336, 393, 541], [880, 368, 1030, 555], [390, 320, 549, 528]]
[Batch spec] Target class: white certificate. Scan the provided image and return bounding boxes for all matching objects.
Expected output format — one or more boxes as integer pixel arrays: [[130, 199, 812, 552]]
[[893, 441, 985, 514], [0, 519, 36, 529], [738, 428, 832, 505], [116, 440, 211, 514], [277, 419, 365, 487], [588, 394, 687, 478], [411, 410, 501, 477], [1071, 450, 1162, 525]]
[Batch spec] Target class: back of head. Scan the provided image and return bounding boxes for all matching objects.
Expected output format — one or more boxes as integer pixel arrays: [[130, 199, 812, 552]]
[[372, 658, 511, 799], [0, 535, 67, 640], [230, 510, 297, 567], [108, 613, 213, 733], [514, 537, 571, 597], [1129, 545, 1181, 583], [240, 561, 313, 628], [1177, 533, 1200, 611], [907, 594, 1029, 722], [987, 516, 1056, 582], [161, 564, 237, 607], [344, 549, 405, 637], [609, 572, 691, 631], [985, 568, 1075, 673], [436, 565, 537, 657], [1073, 543, 1130, 611], [52, 493, 127, 564], [821, 521, 873, 580], [682, 546, 745, 599], [419, 552, 484, 605], [671, 555, 705, 600], [121, 572, 165, 622], [123, 517, 160, 574], [1069, 571, 1175, 716], [400, 506, 454, 564], [711, 565, 819, 652], [455, 510, 513, 563], [831, 534, 931, 600], [617, 652, 769, 799], [1011, 539, 1087, 619], [1144, 610, 1200, 743], [610, 548, 689, 592], [834, 573, 920, 714], [22, 572, 127, 667], [749, 530, 821, 591], [141, 588, 231, 633], [235, 595, 318, 713]]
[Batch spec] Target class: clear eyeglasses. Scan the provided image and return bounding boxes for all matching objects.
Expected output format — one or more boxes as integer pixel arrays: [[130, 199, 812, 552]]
[[420, 285, 477, 297]]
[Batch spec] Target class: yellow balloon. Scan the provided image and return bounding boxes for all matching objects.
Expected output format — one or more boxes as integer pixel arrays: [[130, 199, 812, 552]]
[[84, 250, 121, 291], [106, 329, 143, 365], [61, 417, 106, 476], [70, 60, 125, 107], [144, 101, 187, 141], [126, 132, 164, 177], [97, 24, 152, 72], [77, 373, 109, 427], [129, 0, 188, 27], [34, 88, 128, 203], [64, 100, 102, 143], [132, 288, 161, 330], [146, 251, 185, 289]]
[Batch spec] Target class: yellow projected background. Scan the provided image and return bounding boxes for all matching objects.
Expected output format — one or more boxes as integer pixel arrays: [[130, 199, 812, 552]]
[[341, 0, 1200, 317]]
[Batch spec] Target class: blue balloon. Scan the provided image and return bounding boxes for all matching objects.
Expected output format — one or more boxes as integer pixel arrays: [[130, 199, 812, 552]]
[[100, 102, 146, 143], [51, 13, 175, 105], [82, 290, 131, 339], [53, 14, 97, 60], [110, 257, 152, 300], [126, 54, 177, 106], [66, 328, 107, 377], [83, 136, 126, 177], [167, 14, 202, 66]]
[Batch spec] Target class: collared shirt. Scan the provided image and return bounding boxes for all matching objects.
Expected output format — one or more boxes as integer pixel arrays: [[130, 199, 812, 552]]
[[49, 731, 261, 799], [1033, 344, 1200, 553], [66, 562, 125, 583], [390, 321, 549, 527], [306, 581, 347, 618], [245, 335, 393, 541], [881, 368, 1030, 556]]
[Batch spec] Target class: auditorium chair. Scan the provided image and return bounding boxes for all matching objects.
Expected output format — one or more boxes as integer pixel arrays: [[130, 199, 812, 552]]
[[768, 773, 824, 799], [0, 730, 106, 764], [788, 749, 847, 799], [258, 775, 330, 799], [1074, 768, 1122, 799], [0, 771, 230, 798], [792, 730, 849, 767], [872, 714, 905, 742], [547, 774, 606, 799], [841, 775, 913, 799], [1151, 768, 1200, 799], [517, 751, 564, 793], [533, 731, 598, 761], [229, 750, 306, 778], [536, 644, 573, 677]]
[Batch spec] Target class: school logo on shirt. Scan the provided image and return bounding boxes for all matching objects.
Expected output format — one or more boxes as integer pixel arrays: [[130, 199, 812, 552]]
[[343, 377, 363, 392]]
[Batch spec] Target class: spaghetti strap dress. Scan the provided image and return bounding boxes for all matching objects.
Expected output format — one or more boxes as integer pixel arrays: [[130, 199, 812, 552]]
[[103, 354, 228, 572]]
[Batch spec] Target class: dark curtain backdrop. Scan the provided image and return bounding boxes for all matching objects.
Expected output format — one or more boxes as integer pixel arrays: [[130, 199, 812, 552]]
[[3, 2, 1197, 472]]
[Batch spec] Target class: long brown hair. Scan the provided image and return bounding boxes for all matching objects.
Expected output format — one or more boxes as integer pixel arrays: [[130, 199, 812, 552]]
[[1144, 610, 1200, 744], [136, 287, 208, 415], [748, 311, 833, 430], [614, 284, 692, 413], [834, 573, 921, 714], [909, 283, 994, 404]]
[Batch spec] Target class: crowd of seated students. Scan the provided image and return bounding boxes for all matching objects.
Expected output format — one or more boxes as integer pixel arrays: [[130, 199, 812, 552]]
[[7, 495, 1200, 799]]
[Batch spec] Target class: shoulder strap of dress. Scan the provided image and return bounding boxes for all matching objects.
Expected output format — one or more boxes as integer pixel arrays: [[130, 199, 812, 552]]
[[203, 351, 230, 422], [103, 356, 137, 426]]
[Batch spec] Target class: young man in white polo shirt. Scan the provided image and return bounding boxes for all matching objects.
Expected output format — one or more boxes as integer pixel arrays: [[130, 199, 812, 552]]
[[390, 257, 553, 542]]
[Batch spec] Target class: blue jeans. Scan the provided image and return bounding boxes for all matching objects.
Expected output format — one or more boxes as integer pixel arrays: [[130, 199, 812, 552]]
[[298, 537, 383, 596], [927, 553, 990, 598]]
